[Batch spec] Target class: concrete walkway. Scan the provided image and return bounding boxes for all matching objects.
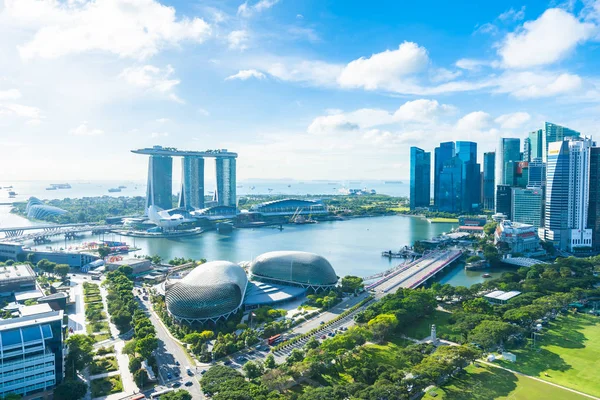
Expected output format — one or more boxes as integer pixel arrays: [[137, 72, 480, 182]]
[[479, 360, 600, 400]]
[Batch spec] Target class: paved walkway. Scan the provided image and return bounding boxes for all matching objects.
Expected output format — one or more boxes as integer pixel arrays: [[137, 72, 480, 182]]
[[479, 360, 600, 400]]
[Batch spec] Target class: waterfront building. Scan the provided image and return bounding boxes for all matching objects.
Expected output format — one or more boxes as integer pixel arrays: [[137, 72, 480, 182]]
[[512, 188, 543, 228], [215, 157, 237, 207], [542, 122, 580, 161], [544, 137, 594, 251], [528, 158, 546, 188], [495, 138, 520, 211], [249, 251, 338, 291], [179, 156, 205, 210], [495, 185, 512, 220], [437, 156, 463, 213], [146, 154, 173, 211], [483, 152, 495, 210], [529, 129, 543, 160], [456, 141, 481, 213], [25, 198, 67, 220], [494, 220, 541, 254], [410, 146, 431, 209], [0, 304, 64, 398], [434, 142, 455, 208], [588, 147, 600, 251], [249, 199, 327, 216]]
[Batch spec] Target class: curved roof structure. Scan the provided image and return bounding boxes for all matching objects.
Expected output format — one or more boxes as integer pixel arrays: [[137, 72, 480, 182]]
[[249, 251, 338, 289], [250, 198, 326, 213], [165, 261, 248, 322], [26, 197, 67, 219]]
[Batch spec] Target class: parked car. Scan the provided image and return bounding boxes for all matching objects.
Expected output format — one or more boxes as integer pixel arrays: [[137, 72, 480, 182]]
[[172, 382, 181, 388], [185, 381, 193, 387], [167, 372, 172, 379]]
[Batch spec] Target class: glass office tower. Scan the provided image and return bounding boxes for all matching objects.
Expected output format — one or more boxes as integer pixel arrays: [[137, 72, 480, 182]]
[[456, 141, 480, 212], [434, 142, 455, 208], [410, 147, 431, 209], [528, 158, 546, 188], [179, 156, 205, 210], [216, 157, 237, 207], [438, 156, 463, 213], [495, 185, 512, 220], [588, 147, 600, 251], [542, 122, 580, 162], [512, 188, 543, 228], [483, 152, 495, 210], [544, 138, 593, 251], [146, 155, 173, 211], [528, 129, 543, 160]]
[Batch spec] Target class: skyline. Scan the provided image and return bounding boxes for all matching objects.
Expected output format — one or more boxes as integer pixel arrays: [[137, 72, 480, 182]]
[[2, 1, 600, 181]]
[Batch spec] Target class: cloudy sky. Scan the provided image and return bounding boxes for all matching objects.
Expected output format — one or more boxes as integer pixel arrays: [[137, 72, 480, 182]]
[[1, 0, 600, 182]]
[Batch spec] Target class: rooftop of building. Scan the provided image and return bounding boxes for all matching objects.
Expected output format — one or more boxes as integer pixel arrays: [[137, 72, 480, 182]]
[[0, 308, 62, 331], [38, 292, 69, 301], [0, 264, 36, 283], [14, 289, 45, 302], [484, 290, 521, 302], [244, 281, 307, 306], [132, 145, 237, 158], [19, 303, 53, 317], [106, 258, 151, 267]]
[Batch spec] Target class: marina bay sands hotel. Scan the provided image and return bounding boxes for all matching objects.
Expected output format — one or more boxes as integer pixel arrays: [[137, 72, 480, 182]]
[[132, 146, 238, 210]]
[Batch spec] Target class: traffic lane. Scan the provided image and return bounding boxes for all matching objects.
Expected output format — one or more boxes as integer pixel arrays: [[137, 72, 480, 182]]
[[294, 293, 368, 334]]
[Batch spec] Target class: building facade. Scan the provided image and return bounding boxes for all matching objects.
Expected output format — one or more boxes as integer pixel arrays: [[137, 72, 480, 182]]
[[145, 155, 173, 211], [544, 138, 593, 251], [410, 146, 431, 209], [0, 307, 64, 398], [528, 158, 546, 188], [215, 157, 237, 207], [512, 188, 543, 228], [495, 138, 521, 212], [495, 184, 512, 220], [494, 220, 540, 254], [434, 142, 455, 208], [504, 161, 529, 188], [456, 141, 481, 213], [542, 122, 580, 162], [588, 147, 600, 251], [178, 156, 205, 210], [437, 156, 463, 213], [483, 152, 495, 210], [529, 129, 543, 161]]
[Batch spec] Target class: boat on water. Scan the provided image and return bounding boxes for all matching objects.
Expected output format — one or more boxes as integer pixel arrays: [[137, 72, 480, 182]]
[[45, 186, 57, 191], [482, 273, 492, 278], [384, 180, 403, 184], [108, 188, 121, 193], [118, 185, 127, 189], [50, 183, 71, 189]]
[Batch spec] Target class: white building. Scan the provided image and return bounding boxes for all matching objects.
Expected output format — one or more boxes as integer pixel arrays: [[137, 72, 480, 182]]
[[495, 220, 540, 254], [544, 137, 594, 251]]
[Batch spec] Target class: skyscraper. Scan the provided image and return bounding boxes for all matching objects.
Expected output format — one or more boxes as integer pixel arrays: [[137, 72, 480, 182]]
[[455, 141, 481, 213], [544, 137, 593, 251], [434, 142, 455, 208], [456, 141, 477, 164], [588, 147, 600, 251], [409, 146, 431, 209], [483, 152, 495, 210], [504, 161, 529, 188], [528, 129, 543, 160], [179, 156, 205, 210], [146, 155, 173, 210], [495, 185, 512, 220], [528, 158, 546, 188], [216, 157, 237, 207], [512, 188, 543, 228], [542, 122, 580, 161], [523, 137, 531, 162], [438, 156, 463, 213], [495, 138, 521, 188]]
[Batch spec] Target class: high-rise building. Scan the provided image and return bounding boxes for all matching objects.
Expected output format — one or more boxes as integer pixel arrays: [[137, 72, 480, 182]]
[[495, 138, 520, 190], [456, 141, 477, 164], [179, 156, 205, 210], [529, 129, 543, 160], [409, 147, 431, 209], [544, 137, 593, 251], [523, 137, 531, 162], [504, 161, 529, 188], [456, 141, 480, 213], [0, 304, 64, 398], [528, 158, 546, 188], [434, 142, 455, 208], [146, 155, 173, 210], [216, 157, 237, 207], [588, 147, 600, 251], [495, 184, 512, 220], [438, 156, 463, 213], [542, 122, 580, 162], [512, 187, 543, 228], [483, 152, 495, 210]]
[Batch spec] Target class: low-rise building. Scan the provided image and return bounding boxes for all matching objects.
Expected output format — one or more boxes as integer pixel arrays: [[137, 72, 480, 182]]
[[484, 290, 521, 304], [494, 220, 541, 254], [0, 243, 23, 262], [0, 264, 36, 296], [106, 258, 153, 276]]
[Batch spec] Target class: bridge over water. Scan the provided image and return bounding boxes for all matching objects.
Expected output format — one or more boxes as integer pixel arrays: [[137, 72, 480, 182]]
[[0, 223, 116, 243]]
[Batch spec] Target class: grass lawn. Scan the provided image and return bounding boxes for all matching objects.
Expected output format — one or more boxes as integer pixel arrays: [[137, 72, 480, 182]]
[[89, 356, 118, 375], [91, 376, 123, 398], [84, 295, 102, 303], [362, 334, 413, 369], [496, 313, 600, 397], [92, 333, 112, 343], [422, 363, 587, 400], [429, 217, 459, 223], [86, 321, 109, 334], [387, 206, 410, 212], [399, 310, 460, 341]]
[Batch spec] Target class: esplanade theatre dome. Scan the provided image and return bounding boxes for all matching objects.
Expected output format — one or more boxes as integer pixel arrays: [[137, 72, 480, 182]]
[[249, 251, 338, 290], [165, 261, 248, 323]]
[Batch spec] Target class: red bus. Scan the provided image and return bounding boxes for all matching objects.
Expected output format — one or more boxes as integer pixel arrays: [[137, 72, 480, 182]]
[[267, 334, 282, 345]]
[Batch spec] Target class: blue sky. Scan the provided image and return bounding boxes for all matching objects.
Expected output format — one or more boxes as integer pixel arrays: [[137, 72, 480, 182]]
[[1, 0, 599, 182]]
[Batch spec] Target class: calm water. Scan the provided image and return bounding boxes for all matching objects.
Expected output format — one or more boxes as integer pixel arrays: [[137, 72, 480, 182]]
[[0, 205, 515, 287]]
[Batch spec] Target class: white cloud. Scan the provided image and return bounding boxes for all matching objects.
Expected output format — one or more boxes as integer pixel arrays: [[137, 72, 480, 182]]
[[430, 68, 462, 83], [474, 23, 499, 36], [498, 8, 595, 68], [237, 0, 279, 17], [455, 58, 491, 71], [70, 122, 104, 136], [156, 118, 169, 123], [267, 61, 342, 86], [228, 30, 249, 50], [0, 103, 42, 119], [8, 0, 211, 60], [456, 111, 492, 131], [0, 89, 22, 101], [225, 69, 266, 80], [494, 112, 531, 128], [499, 6, 526, 22], [151, 132, 169, 138], [393, 99, 456, 122], [495, 71, 582, 98], [337, 42, 429, 91], [197, 108, 210, 116], [119, 64, 182, 102]]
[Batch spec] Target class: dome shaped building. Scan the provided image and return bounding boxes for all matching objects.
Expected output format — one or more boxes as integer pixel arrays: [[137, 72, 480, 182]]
[[26, 197, 67, 219], [165, 261, 248, 323], [249, 251, 338, 291]]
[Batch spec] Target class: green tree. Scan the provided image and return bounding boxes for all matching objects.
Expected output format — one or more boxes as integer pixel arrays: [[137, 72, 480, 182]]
[[462, 298, 493, 314], [242, 360, 264, 379], [483, 222, 498, 236], [468, 320, 520, 351], [65, 335, 94, 377], [97, 246, 111, 260], [368, 313, 398, 343], [122, 339, 137, 355], [54, 264, 70, 278], [341, 276, 364, 293], [134, 369, 149, 388], [160, 389, 193, 400], [264, 353, 276, 369], [136, 336, 158, 359], [53, 379, 87, 400], [129, 356, 142, 373]]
